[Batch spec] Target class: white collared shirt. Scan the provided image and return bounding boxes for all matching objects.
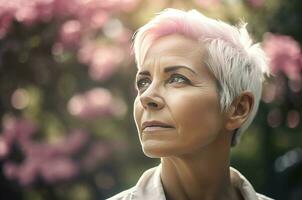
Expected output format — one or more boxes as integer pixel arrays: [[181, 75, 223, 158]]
[[108, 165, 274, 200]]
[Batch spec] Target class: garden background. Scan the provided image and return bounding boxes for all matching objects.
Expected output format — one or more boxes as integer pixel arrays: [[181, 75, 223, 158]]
[[0, 0, 301, 199]]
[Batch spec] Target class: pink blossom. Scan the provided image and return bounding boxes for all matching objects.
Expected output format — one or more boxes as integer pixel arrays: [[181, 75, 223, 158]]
[[68, 88, 115, 119], [90, 0, 120, 11], [24, 143, 61, 160], [68, 88, 128, 120], [0, 2, 17, 38], [89, 46, 124, 80], [17, 158, 40, 186], [52, 0, 78, 17], [261, 75, 288, 104], [115, 28, 133, 46], [0, 116, 117, 187], [2, 116, 36, 148], [263, 33, 302, 81], [24, 130, 88, 159], [11, 88, 30, 110], [0, 13, 13, 39], [194, 0, 220, 9], [0, 136, 9, 159], [0, 0, 139, 31], [262, 81, 276, 103], [58, 129, 89, 155], [119, 0, 140, 12], [267, 108, 282, 128], [59, 20, 82, 47], [0, 117, 89, 185], [40, 158, 78, 183], [82, 141, 114, 171], [3, 146, 79, 186], [89, 11, 109, 29], [14, 4, 38, 25], [0, 0, 136, 38], [288, 78, 302, 92], [111, 97, 128, 118], [287, 110, 300, 128], [0, 0, 135, 187], [0, 0, 134, 83], [77, 41, 98, 65], [3, 162, 20, 180], [247, 0, 265, 8], [34, 0, 55, 22]]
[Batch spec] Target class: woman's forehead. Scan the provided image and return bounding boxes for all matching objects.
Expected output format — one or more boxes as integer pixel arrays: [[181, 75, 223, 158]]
[[141, 34, 203, 68], [147, 34, 200, 56]]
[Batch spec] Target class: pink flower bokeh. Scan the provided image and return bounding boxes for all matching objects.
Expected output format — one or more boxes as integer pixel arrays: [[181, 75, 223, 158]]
[[194, 0, 220, 9], [67, 87, 127, 119], [0, 116, 90, 186], [247, 0, 265, 8], [0, 0, 140, 36], [263, 33, 302, 81], [0, 0, 138, 81]]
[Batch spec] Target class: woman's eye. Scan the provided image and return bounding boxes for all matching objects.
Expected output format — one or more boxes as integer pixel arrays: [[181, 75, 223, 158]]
[[136, 78, 151, 91], [168, 74, 190, 84]]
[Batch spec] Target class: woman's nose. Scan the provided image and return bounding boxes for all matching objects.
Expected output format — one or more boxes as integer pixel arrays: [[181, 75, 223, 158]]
[[139, 87, 164, 110]]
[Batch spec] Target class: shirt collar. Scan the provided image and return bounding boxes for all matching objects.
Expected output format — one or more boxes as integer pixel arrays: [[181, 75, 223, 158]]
[[131, 165, 260, 200], [132, 165, 166, 200], [230, 167, 259, 199]]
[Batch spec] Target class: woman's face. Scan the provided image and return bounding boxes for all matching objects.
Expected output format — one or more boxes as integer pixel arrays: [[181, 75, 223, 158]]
[[133, 34, 227, 158]]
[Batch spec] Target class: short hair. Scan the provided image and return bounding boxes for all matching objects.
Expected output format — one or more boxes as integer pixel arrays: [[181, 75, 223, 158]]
[[132, 8, 269, 146]]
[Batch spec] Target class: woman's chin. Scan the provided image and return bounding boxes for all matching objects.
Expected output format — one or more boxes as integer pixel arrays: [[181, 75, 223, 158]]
[[142, 150, 161, 158], [141, 142, 179, 158]]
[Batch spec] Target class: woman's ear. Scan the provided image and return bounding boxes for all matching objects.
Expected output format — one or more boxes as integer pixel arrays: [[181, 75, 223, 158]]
[[225, 91, 254, 131]]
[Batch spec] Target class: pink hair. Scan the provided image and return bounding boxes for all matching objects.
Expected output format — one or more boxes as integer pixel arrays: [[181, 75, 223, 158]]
[[133, 9, 253, 67]]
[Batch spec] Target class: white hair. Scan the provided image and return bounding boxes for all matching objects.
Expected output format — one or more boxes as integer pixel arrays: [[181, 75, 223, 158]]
[[132, 8, 269, 146]]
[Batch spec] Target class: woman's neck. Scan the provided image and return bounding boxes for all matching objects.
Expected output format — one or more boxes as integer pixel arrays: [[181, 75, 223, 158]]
[[160, 141, 242, 200]]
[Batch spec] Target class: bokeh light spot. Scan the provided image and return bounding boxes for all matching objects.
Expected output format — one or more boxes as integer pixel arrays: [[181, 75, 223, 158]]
[[287, 110, 300, 128], [11, 88, 30, 110], [267, 108, 282, 128]]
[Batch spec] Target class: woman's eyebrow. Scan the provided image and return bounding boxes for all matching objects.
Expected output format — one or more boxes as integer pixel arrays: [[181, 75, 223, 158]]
[[137, 65, 197, 76], [137, 71, 150, 76], [164, 65, 197, 75]]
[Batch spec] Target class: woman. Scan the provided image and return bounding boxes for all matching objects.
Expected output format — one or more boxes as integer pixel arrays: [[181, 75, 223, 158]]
[[109, 8, 273, 200]]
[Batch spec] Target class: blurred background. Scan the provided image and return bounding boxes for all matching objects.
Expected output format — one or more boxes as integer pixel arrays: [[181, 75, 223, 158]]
[[0, 0, 301, 199]]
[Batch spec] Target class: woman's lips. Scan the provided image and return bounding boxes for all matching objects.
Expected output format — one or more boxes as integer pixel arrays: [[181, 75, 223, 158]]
[[142, 120, 174, 132], [143, 126, 174, 132]]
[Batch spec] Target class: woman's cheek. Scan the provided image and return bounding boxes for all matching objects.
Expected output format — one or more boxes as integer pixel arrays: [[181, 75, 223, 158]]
[[133, 97, 143, 133], [168, 91, 220, 137]]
